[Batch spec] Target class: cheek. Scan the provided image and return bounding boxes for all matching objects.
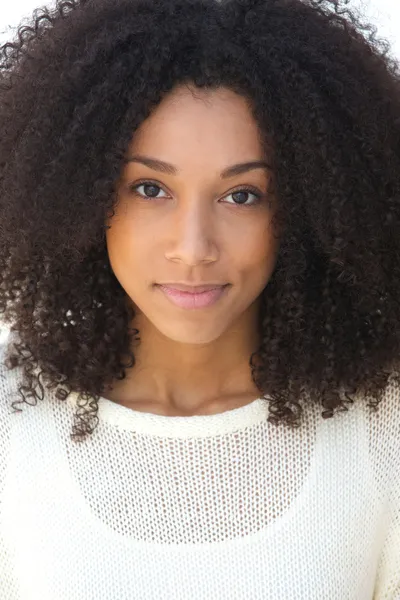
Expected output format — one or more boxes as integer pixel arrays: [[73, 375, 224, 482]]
[[105, 219, 143, 279], [106, 206, 137, 252], [105, 223, 124, 268], [237, 224, 280, 275]]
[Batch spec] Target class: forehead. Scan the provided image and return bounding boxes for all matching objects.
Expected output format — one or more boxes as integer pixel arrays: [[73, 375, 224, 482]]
[[127, 84, 265, 162]]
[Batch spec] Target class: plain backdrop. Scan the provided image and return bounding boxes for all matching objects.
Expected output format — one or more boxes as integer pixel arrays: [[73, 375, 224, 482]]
[[0, 0, 398, 343]]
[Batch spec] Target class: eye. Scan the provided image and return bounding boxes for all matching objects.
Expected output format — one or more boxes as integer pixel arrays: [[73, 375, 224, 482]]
[[130, 181, 167, 199], [223, 186, 264, 207], [129, 180, 264, 207]]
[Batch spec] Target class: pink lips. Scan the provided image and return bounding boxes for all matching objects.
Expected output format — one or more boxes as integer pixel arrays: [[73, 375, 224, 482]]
[[157, 284, 229, 309]]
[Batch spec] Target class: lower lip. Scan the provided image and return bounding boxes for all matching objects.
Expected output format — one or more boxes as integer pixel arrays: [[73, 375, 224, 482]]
[[156, 285, 229, 310]]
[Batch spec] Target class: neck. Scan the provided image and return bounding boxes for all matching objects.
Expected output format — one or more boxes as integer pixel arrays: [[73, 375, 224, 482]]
[[103, 303, 262, 416]]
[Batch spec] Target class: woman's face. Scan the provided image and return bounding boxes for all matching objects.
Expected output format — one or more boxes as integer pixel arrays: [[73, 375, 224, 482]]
[[106, 84, 281, 345]]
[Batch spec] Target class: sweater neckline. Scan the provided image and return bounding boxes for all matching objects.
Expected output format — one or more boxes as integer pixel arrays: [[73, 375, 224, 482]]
[[66, 391, 270, 438]]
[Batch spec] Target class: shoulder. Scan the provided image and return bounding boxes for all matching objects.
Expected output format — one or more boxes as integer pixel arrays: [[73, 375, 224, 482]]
[[364, 372, 400, 433], [359, 371, 400, 488]]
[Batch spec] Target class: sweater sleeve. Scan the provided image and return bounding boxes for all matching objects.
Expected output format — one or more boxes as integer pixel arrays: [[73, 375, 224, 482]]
[[372, 375, 400, 600]]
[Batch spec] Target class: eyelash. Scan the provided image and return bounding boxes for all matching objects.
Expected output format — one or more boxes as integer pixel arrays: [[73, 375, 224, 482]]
[[128, 179, 265, 208]]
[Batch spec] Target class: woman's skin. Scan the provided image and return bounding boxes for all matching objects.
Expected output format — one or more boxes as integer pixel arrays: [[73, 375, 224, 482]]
[[104, 83, 281, 416]]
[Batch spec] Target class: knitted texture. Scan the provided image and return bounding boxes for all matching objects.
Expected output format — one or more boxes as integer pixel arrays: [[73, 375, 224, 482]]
[[0, 339, 399, 599]]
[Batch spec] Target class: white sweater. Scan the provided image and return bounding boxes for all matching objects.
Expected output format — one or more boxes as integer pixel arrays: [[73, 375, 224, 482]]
[[0, 339, 399, 600]]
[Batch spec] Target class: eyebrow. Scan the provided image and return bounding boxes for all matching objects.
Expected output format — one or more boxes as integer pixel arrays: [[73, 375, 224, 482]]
[[124, 155, 271, 179]]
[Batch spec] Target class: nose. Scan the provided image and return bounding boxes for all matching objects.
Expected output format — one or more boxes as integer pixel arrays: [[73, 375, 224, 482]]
[[164, 200, 218, 265]]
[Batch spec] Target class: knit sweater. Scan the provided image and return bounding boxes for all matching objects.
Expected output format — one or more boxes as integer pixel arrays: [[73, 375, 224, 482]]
[[0, 338, 399, 600]]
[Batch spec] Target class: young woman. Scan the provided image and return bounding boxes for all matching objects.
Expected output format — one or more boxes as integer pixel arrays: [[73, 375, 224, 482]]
[[0, 0, 399, 597]]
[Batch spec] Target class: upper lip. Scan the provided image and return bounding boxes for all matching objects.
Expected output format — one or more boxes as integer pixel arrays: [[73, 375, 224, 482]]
[[157, 283, 228, 293]]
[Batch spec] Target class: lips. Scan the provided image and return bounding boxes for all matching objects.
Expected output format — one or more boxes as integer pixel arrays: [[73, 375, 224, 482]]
[[156, 284, 229, 309], [157, 284, 227, 294]]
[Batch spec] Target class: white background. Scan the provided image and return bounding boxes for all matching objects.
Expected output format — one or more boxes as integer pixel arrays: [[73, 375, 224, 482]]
[[0, 0, 399, 343]]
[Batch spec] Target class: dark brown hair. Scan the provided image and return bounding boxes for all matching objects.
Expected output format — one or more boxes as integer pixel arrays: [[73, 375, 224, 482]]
[[1, 0, 400, 442]]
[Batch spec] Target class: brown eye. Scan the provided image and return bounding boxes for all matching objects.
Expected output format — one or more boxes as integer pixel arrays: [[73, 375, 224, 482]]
[[130, 181, 168, 199], [223, 186, 263, 207]]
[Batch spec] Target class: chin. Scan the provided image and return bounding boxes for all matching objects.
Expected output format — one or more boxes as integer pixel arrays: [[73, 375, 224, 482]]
[[156, 322, 228, 346]]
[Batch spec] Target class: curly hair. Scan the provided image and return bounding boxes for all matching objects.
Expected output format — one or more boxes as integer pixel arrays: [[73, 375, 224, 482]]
[[1, 0, 400, 443]]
